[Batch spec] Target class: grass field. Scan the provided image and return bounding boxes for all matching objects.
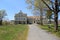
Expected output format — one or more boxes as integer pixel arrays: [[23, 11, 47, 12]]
[[0, 24, 29, 40], [39, 25, 60, 37]]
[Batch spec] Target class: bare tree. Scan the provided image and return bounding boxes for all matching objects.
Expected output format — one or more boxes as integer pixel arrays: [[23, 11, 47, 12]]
[[41, 0, 60, 31]]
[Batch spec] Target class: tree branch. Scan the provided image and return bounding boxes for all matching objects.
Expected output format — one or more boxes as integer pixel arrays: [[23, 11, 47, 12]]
[[57, 7, 60, 13], [41, 0, 53, 11]]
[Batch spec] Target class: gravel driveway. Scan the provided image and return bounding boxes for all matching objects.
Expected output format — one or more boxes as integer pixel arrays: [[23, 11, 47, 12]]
[[27, 24, 60, 40]]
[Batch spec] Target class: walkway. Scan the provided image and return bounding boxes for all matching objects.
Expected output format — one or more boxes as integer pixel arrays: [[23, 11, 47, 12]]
[[27, 24, 60, 40]]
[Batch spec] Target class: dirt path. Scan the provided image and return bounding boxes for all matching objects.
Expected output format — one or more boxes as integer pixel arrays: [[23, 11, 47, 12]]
[[27, 24, 60, 40]]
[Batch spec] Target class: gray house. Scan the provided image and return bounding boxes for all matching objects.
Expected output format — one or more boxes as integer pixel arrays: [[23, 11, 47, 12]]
[[14, 11, 27, 24]]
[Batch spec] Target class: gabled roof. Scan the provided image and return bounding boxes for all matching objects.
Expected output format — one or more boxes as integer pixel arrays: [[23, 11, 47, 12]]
[[15, 10, 27, 17], [27, 16, 40, 19]]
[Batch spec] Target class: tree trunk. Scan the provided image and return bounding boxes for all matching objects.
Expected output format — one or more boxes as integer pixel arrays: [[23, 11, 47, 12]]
[[40, 16, 43, 25], [54, 12, 58, 31], [0, 20, 2, 25], [40, 10, 43, 25], [54, 0, 58, 31]]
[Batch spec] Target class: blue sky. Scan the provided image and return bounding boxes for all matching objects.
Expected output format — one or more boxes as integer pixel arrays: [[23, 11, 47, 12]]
[[0, 0, 60, 20], [0, 0, 33, 20]]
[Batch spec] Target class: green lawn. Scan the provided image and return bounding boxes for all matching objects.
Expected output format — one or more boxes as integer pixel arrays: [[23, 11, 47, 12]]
[[39, 24, 60, 37], [0, 24, 29, 40]]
